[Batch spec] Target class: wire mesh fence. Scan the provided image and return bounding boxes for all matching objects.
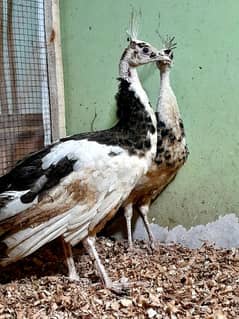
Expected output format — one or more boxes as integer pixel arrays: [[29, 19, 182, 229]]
[[0, 0, 51, 175]]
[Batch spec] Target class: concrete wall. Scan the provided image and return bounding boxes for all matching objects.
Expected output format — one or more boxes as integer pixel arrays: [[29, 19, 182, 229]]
[[60, 0, 239, 228]]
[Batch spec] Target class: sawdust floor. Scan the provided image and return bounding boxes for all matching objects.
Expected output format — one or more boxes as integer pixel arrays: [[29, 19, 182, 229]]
[[0, 238, 238, 318]]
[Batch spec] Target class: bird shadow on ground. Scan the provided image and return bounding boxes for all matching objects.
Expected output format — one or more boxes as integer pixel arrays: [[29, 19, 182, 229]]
[[0, 238, 73, 284]]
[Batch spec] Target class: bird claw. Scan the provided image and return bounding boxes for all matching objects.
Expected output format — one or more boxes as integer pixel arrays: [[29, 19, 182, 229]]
[[106, 277, 145, 295], [107, 281, 130, 295], [127, 245, 145, 255], [148, 240, 156, 253], [63, 275, 88, 285], [127, 243, 136, 253], [127, 239, 156, 254], [104, 277, 128, 294], [68, 272, 80, 281]]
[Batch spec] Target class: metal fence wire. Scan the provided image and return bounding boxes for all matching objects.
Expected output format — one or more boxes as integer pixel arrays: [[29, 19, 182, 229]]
[[0, 0, 51, 175]]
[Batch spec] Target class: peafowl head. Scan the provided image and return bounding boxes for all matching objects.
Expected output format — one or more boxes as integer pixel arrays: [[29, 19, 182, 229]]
[[121, 10, 171, 67], [156, 36, 176, 69], [125, 39, 172, 66]]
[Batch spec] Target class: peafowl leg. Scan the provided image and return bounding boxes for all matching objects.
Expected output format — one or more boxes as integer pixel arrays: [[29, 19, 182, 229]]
[[124, 203, 134, 249], [61, 236, 79, 280], [138, 204, 155, 250], [83, 236, 131, 294]]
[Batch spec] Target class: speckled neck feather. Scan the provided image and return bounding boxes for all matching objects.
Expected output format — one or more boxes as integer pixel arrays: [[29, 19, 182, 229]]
[[155, 63, 188, 166]]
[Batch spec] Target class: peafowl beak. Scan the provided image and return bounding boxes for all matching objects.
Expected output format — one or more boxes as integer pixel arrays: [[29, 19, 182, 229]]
[[157, 49, 172, 64], [163, 49, 174, 60]]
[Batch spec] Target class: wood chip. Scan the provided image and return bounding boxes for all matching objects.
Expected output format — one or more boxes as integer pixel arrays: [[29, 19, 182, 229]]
[[147, 308, 157, 318], [0, 238, 238, 318], [120, 298, 132, 307]]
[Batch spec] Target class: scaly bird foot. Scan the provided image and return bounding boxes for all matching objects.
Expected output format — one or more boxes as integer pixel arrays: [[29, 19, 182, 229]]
[[105, 277, 147, 295]]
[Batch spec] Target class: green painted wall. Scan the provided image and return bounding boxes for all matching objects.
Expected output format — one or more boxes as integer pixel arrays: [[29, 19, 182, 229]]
[[60, 0, 239, 228]]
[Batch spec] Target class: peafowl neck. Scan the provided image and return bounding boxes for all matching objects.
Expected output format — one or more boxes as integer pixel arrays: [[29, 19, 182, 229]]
[[156, 65, 182, 137], [115, 53, 157, 159], [155, 63, 188, 166]]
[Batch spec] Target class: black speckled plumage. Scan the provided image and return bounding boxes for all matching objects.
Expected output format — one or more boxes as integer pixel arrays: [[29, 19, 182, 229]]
[[62, 79, 155, 152], [21, 157, 77, 203], [155, 112, 189, 167], [0, 146, 52, 193]]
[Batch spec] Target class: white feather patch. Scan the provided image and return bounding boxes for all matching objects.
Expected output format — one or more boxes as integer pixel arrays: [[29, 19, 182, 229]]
[[0, 191, 38, 221]]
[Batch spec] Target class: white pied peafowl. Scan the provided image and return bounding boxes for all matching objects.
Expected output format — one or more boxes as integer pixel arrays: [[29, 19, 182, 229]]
[[123, 37, 189, 250], [0, 34, 171, 292]]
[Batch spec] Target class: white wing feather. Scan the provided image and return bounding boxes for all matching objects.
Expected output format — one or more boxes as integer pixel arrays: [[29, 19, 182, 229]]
[[1, 139, 149, 264]]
